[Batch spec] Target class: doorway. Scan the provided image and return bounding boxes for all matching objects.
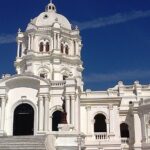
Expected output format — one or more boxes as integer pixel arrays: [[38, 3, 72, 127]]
[[13, 103, 34, 136], [52, 111, 62, 131]]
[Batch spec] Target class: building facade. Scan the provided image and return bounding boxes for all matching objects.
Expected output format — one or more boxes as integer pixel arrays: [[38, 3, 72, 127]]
[[0, 2, 150, 150]]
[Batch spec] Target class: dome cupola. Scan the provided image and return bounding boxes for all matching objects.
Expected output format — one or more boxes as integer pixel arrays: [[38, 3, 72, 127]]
[[45, 2, 56, 13], [26, 1, 72, 30]]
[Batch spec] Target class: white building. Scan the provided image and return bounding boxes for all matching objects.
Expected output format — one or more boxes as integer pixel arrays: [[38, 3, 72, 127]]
[[0, 2, 150, 150]]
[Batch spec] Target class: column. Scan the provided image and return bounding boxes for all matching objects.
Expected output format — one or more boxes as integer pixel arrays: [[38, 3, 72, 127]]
[[75, 90, 80, 131], [28, 35, 31, 50], [44, 96, 49, 131], [17, 42, 21, 57], [53, 32, 56, 49], [57, 34, 60, 50], [0, 96, 6, 131], [106, 119, 109, 135], [139, 113, 146, 142], [31, 34, 34, 50], [85, 106, 91, 134], [38, 96, 44, 131], [109, 105, 114, 134], [74, 40, 76, 55], [75, 41, 79, 56], [56, 33, 58, 49], [114, 106, 121, 139], [91, 119, 95, 139], [49, 116, 52, 131], [133, 112, 142, 147], [66, 96, 70, 124], [71, 96, 75, 126], [77, 91, 80, 131]]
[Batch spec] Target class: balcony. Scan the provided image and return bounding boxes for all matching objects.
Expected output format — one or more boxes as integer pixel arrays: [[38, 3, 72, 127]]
[[94, 132, 109, 141]]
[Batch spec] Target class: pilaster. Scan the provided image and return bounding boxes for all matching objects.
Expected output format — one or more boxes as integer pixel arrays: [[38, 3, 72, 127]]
[[0, 96, 7, 135]]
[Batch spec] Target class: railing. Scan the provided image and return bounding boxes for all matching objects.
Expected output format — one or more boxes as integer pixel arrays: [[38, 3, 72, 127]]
[[121, 138, 129, 144], [94, 132, 108, 140], [51, 81, 66, 87]]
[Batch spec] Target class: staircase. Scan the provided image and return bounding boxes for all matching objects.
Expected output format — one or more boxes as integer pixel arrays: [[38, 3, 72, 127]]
[[0, 135, 47, 150]]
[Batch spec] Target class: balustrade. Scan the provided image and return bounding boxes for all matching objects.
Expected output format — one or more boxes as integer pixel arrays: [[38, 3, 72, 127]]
[[94, 132, 108, 140], [121, 138, 129, 144]]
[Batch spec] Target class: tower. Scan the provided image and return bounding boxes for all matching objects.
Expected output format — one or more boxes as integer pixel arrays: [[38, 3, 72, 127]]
[[15, 2, 83, 90]]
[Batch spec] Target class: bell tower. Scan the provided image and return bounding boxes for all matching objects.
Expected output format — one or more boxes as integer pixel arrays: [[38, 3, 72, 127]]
[[15, 2, 83, 89]]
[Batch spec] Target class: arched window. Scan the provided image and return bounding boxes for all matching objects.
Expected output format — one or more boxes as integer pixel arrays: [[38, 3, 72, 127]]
[[52, 111, 63, 131], [65, 45, 69, 55], [39, 42, 44, 52], [46, 42, 50, 52], [40, 73, 47, 79], [61, 43, 64, 53], [94, 114, 106, 132], [120, 123, 130, 138], [63, 75, 68, 80]]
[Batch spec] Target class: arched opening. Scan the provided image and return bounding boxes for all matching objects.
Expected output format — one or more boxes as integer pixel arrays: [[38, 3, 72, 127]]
[[65, 45, 69, 55], [94, 114, 107, 132], [63, 75, 68, 80], [120, 123, 130, 138], [13, 104, 34, 136], [52, 111, 62, 131], [46, 42, 50, 52], [61, 43, 64, 53], [40, 72, 47, 79], [39, 42, 44, 52]]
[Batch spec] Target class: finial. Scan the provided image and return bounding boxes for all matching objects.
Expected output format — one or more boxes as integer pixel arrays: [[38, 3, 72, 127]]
[[50, 0, 53, 3], [18, 28, 21, 33]]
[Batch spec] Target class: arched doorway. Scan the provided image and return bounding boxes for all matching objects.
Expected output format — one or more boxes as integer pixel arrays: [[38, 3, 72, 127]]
[[94, 114, 107, 132], [13, 104, 34, 136], [52, 111, 62, 131]]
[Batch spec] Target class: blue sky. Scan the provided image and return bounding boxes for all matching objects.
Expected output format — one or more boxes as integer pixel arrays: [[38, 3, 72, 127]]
[[0, 0, 150, 90]]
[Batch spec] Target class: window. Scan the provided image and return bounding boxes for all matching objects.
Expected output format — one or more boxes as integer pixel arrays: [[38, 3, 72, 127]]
[[39, 42, 44, 52], [63, 75, 68, 80], [40, 73, 47, 79], [65, 45, 69, 55], [94, 114, 106, 132], [61, 43, 64, 53], [120, 123, 130, 138], [44, 14, 48, 19], [46, 42, 50, 52]]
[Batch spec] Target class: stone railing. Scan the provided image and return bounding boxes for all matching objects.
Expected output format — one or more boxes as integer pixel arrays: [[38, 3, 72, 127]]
[[94, 132, 108, 141], [121, 138, 129, 144], [51, 81, 66, 87]]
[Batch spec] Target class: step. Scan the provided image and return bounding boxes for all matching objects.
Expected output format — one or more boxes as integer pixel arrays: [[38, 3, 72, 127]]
[[0, 135, 46, 150]]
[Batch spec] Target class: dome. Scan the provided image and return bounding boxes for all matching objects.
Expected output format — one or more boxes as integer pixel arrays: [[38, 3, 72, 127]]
[[26, 2, 71, 30]]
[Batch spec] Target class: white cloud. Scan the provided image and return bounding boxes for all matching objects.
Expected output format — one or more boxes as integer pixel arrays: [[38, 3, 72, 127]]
[[84, 70, 150, 83], [74, 10, 150, 30], [0, 34, 16, 44]]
